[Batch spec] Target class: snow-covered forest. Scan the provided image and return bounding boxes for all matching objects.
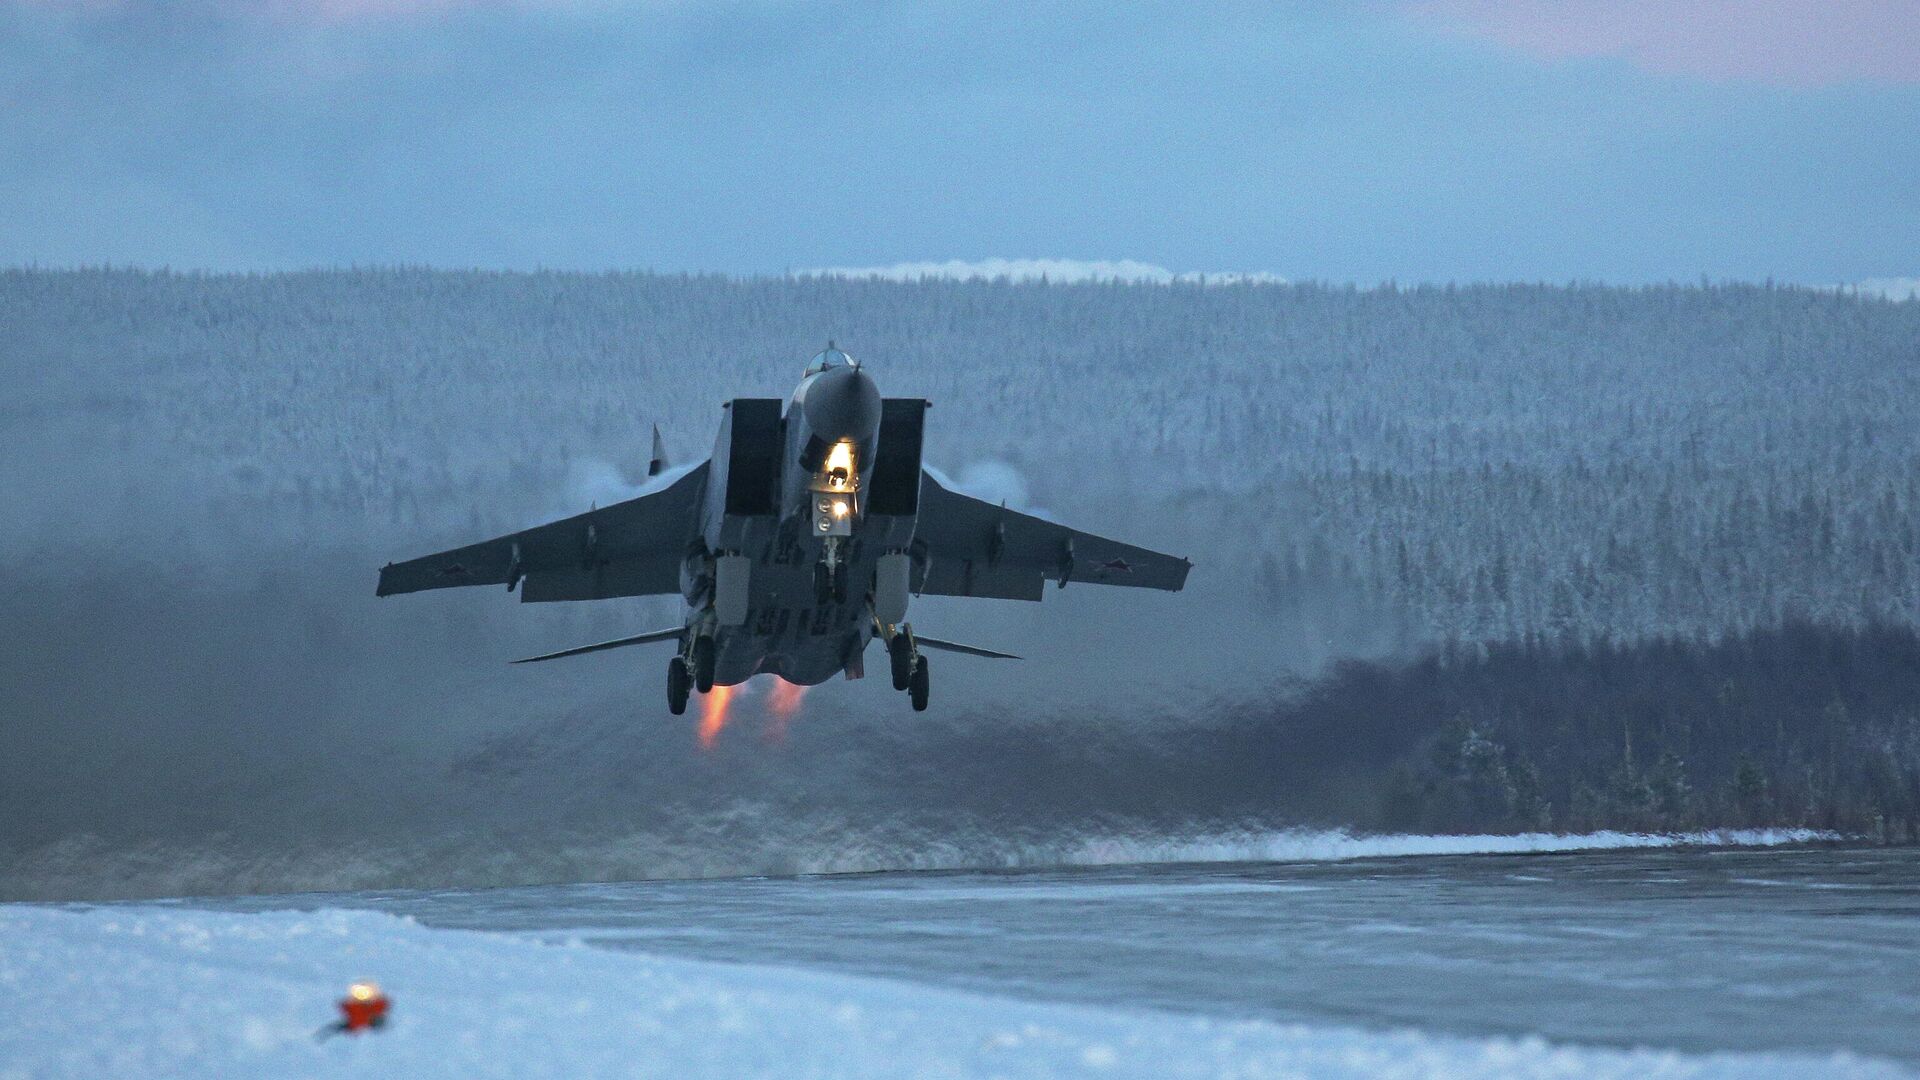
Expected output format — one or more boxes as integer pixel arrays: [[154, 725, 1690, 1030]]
[[5, 268, 1920, 899], [5, 268, 1916, 644]]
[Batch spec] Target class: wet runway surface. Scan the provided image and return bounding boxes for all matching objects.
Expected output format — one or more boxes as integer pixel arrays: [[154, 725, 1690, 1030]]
[[207, 845, 1920, 1062]]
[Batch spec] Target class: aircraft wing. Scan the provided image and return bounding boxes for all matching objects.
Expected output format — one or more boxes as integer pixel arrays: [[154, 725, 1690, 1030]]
[[511, 627, 684, 664], [911, 468, 1191, 601], [915, 634, 1021, 659], [376, 462, 708, 603]]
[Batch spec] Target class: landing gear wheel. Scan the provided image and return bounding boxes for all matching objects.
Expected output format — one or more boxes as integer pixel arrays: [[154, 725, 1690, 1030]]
[[691, 636, 716, 694], [908, 655, 930, 712], [667, 656, 691, 715], [831, 566, 849, 605], [888, 633, 914, 691]]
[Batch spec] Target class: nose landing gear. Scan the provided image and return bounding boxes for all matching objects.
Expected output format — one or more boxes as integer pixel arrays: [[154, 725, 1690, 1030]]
[[813, 560, 849, 606], [814, 536, 850, 606]]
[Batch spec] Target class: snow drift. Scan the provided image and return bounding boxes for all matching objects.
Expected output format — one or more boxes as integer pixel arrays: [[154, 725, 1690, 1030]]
[[1, 904, 1903, 1080], [1, 826, 1835, 904]]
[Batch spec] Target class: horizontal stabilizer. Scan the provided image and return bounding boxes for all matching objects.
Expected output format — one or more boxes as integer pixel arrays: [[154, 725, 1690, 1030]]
[[511, 627, 684, 664], [914, 635, 1021, 660]]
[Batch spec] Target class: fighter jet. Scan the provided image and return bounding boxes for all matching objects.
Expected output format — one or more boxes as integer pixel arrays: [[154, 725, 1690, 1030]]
[[376, 345, 1190, 713]]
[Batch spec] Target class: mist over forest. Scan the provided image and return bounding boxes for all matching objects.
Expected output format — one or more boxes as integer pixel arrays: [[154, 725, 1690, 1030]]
[[4, 268, 1918, 900]]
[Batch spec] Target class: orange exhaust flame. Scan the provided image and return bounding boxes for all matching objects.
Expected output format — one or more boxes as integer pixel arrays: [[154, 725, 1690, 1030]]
[[765, 679, 808, 742], [697, 683, 736, 749]]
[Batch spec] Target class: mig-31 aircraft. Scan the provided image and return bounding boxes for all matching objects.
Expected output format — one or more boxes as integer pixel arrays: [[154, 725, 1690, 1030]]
[[377, 345, 1190, 713]]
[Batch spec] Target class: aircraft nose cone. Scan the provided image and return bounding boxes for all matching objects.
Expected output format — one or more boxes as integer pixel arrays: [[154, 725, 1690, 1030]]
[[803, 364, 882, 444]]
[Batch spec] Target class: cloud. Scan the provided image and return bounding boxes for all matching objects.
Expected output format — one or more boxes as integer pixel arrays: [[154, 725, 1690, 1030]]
[[805, 258, 1286, 286], [924, 461, 1053, 520], [1853, 277, 1920, 301], [1405, 0, 1920, 86], [7, 0, 609, 25]]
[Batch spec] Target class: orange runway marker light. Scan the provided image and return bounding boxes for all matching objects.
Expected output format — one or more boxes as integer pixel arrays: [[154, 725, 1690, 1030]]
[[317, 981, 389, 1039]]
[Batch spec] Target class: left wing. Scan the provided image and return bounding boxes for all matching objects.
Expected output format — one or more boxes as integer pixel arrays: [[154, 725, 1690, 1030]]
[[377, 462, 708, 602], [911, 469, 1191, 601]]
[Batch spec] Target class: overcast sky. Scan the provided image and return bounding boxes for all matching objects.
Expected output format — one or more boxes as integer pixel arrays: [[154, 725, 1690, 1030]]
[[2, 0, 1915, 282]]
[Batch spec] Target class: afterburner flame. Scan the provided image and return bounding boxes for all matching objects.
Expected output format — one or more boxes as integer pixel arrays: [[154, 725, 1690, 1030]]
[[697, 683, 735, 749], [766, 679, 808, 741], [769, 679, 807, 719]]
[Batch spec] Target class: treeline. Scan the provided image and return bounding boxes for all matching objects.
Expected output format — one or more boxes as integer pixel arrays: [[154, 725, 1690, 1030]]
[[1260, 621, 1920, 840], [4, 269, 1918, 645]]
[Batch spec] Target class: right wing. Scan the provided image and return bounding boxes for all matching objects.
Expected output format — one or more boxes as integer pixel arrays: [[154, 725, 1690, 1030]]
[[512, 627, 685, 664], [914, 635, 1020, 660], [911, 468, 1191, 601], [376, 462, 708, 603]]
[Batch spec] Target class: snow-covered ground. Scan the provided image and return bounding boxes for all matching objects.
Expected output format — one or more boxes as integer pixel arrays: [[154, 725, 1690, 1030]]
[[1, 903, 1906, 1079], [1042, 827, 1837, 869]]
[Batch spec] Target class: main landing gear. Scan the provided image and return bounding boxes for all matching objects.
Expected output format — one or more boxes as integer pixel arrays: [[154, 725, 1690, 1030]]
[[667, 634, 718, 715], [667, 656, 691, 715], [690, 635, 716, 693], [887, 626, 930, 712], [909, 654, 929, 712]]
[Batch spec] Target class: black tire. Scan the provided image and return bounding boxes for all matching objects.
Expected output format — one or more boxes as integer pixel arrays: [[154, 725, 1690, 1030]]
[[813, 562, 832, 606], [909, 655, 930, 712], [667, 657, 691, 715], [888, 634, 914, 691], [831, 564, 849, 605], [691, 636, 716, 694]]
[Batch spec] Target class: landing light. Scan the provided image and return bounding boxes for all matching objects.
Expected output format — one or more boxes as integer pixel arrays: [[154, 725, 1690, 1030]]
[[831, 500, 850, 519], [825, 441, 856, 490]]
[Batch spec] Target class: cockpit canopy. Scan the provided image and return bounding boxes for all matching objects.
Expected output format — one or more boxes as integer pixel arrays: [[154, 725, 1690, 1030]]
[[805, 342, 856, 377]]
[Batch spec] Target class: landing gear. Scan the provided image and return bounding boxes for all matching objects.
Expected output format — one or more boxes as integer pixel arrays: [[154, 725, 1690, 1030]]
[[884, 623, 927, 709], [667, 656, 691, 715], [814, 535, 850, 606], [813, 561, 849, 606], [888, 631, 914, 691], [908, 655, 930, 712], [691, 635, 716, 693]]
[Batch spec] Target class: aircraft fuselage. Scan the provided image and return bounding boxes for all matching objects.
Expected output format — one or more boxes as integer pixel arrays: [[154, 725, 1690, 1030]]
[[684, 351, 908, 686]]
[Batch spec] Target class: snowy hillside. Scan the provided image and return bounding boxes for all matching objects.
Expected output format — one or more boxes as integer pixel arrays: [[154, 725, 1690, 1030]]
[[5, 269, 1919, 901], [5, 269, 1918, 642], [1, 904, 1905, 1080]]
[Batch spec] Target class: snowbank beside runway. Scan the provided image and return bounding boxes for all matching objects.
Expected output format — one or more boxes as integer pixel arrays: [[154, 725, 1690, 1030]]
[[1050, 827, 1839, 869], [0, 903, 1903, 1079]]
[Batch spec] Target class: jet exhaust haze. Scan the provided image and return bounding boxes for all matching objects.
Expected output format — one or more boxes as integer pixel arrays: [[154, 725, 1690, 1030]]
[[0, 466, 1389, 901]]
